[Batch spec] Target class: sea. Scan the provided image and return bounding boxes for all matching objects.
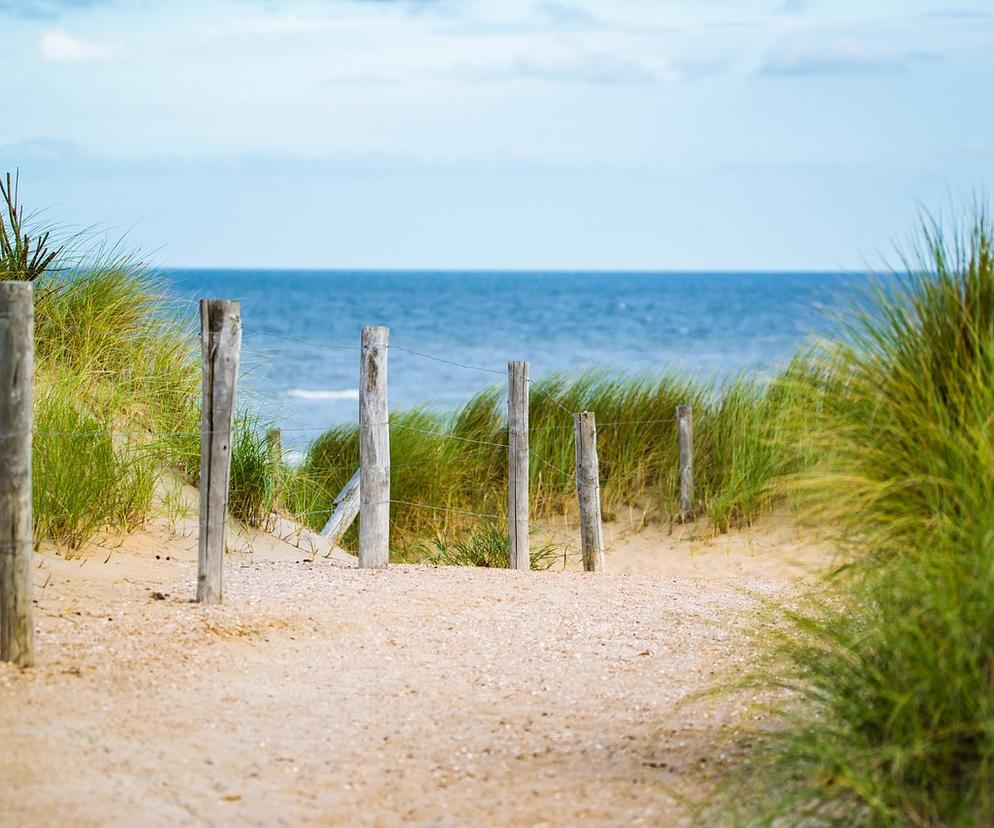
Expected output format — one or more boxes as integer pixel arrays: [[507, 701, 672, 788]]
[[164, 270, 865, 452]]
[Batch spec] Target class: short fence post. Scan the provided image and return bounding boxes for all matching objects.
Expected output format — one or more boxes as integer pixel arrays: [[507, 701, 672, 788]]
[[677, 404, 694, 522], [359, 326, 390, 569], [321, 468, 361, 549], [266, 428, 282, 465], [198, 300, 242, 604], [574, 411, 604, 573], [508, 360, 530, 570], [0, 283, 34, 667]]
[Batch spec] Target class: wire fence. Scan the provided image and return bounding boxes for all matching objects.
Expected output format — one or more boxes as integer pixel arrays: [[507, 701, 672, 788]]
[[3, 286, 701, 665]]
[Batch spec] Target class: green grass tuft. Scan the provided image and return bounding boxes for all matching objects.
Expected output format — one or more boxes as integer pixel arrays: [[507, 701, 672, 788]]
[[712, 206, 994, 826], [419, 521, 563, 570], [33, 378, 157, 553]]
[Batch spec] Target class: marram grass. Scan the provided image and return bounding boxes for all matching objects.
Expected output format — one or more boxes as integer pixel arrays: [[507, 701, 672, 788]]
[[290, 366, 813, 553], [5, 220, 286, 547], [706, 208, 994, 826]]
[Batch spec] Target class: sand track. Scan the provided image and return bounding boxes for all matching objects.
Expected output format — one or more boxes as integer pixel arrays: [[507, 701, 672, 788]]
[[1, 525, 824, 827]]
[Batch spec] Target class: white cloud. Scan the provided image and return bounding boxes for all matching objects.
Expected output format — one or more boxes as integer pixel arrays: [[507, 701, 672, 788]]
[[533, 1, 597, 27], [492, 41, 658, 84], [39, 29, 107, 62], [777, 0, 814, 15], [760, 37, 903, 77]]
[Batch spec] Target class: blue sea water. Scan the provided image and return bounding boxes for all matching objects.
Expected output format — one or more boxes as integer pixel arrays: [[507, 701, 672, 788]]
[[164, 270, 864, 451]]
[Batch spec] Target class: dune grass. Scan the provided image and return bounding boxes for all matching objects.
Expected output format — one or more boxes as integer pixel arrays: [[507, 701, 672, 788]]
[[418, 521, 564, 570], [30, 263, 288, 548], [710, 209, 994, 826], [290, 366, 811, 555], [26, 261, 199, 549], [0, 177, 285, 548], [32, 375, 158, 552]]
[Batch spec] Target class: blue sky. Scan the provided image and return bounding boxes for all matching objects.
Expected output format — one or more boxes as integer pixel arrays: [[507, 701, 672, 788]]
[[2, 0, 992, 269]]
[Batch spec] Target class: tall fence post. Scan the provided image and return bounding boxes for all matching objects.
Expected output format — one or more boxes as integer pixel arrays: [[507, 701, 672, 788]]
[[508, 360, 530, 571], [0, 283, 33, 667], [198, 300, 242, 604], [359, 326, 390, 569], [677, 404, 694, 523], [574, 411, 604, 573]]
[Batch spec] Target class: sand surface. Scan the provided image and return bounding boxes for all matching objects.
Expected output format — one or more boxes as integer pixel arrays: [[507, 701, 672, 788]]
[[0, 516, 830, 827]]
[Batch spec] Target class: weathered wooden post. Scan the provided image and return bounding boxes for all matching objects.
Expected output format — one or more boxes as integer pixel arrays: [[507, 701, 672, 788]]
[[0, 282, 33, 666], [508, 360, 530, 571], [677, 404, 694, 523], [198, 300, 242, 604], [265, 427, 282, 465], [321, 468, 361, 549], [574, 411, 604, 572], [359, 326, 389, 569]]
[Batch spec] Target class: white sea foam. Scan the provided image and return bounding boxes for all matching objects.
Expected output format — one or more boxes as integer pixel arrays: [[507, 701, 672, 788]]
[[287, 388, 360, 401], [283, 449, 306, 468]]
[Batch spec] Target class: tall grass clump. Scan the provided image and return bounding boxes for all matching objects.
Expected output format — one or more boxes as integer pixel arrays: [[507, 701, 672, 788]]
[[33, 262, 200, 435], [33, 377, 157, 551], [228, 414, 285, 528], [0, 171, 60, 281], [0, 173, 215, 548], [28, 261, 205, 549], [716, 208, 994, 826]]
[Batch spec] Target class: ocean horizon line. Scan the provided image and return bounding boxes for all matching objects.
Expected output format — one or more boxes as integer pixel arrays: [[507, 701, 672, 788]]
[[162, 266, 870, 277]]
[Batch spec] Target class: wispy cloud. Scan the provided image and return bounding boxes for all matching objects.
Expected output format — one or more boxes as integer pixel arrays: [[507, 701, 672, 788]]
[[671, 53, 733, 82], [39, 29, 107, 62], [760, 37, 912, 77], [479, 41, 658, 85], [777, 0, 814, 15], [0, 0, 107, 19], [918, 8, 994, 22], [533, 1, 597, 27]]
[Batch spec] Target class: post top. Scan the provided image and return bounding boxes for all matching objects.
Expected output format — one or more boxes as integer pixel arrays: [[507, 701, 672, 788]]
[[361, 325, 389, 342], [200, 299, 241, 333], [0, 281, 33, 297]]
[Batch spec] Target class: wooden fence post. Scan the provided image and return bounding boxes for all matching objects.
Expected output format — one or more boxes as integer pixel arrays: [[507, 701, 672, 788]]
[[266, 428, 282, 465], [321, 468, 361, 549], [677, 404, 694, 523], [508, 360, 530, 571], [0, 282, 33, 667], [574, 411, 604, 573], [198, 300, 242, 604], [359, 326, 389, 569]]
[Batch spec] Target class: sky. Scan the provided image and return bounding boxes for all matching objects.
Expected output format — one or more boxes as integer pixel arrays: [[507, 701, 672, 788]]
[[1, 0, 993, 270]]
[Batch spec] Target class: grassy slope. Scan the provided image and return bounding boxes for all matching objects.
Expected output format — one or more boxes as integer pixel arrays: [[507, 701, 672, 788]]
[[713, 213, 994, 826], [29, 263, 283, 549]]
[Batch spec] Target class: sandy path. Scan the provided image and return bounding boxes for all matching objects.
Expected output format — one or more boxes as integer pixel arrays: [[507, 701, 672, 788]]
[[0, 525, 824, 827]]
